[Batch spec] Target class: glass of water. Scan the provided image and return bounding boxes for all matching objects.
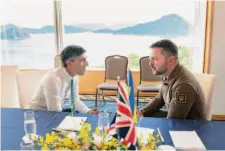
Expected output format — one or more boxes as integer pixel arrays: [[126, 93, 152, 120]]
[[20, 141, 35, 150], [24, 111, 36, 137], [98, 112, 110, 136]]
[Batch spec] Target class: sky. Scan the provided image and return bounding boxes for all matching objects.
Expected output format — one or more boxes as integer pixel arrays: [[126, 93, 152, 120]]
[[0, 0, 197, 28]]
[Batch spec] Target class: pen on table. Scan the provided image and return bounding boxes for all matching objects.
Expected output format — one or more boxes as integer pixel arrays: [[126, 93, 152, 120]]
[[157, 128, 165, 143], [52, 128, 77, 133], [52, 128, 66, 133]]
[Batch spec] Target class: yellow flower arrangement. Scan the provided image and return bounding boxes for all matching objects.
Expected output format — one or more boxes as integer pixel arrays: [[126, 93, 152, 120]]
[[137, 130, 162, 150], [32, 123, 162, 150]]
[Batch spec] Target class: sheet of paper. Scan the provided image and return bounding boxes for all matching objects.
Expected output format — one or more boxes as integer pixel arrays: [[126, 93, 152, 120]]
[[169, 131, 206, 150], [137, 127, 155, 143], [57, 116, 87, 131]]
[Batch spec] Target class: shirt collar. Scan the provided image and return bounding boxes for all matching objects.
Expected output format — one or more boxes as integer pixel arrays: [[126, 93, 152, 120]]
[[162, 62, 182, 85], [60, 67, 73, 82]]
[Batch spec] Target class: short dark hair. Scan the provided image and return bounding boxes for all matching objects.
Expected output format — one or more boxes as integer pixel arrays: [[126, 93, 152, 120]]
[[150, 39, 178, 59], [60, 45, 86, 67]]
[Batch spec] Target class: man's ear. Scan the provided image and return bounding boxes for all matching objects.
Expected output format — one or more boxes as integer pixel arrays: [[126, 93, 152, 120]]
[[167, 56, 175, 64], [65, 60, 71, 67]]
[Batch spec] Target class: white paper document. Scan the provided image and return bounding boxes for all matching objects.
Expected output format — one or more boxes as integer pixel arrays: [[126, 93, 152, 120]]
[[57, 116, 87, 131], [169, 131, 206, 150], [137, 127, 154, 143]]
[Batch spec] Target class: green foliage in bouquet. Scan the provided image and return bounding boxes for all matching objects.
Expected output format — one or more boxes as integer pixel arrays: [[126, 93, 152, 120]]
[[31, 123, 162, 150]]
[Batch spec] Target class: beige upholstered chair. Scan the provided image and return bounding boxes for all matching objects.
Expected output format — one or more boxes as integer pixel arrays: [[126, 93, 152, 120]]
[[0, 65, 19, 108], [193, 73, 216, 121], [95, 55, 128, 107], [16, 69, 51, 108], [137, 56, 161, 105], [55, 54, 62, 68]]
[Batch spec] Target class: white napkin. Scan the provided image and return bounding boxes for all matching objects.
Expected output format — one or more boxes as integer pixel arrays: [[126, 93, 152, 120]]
[[57, 116, 87, 131], [169, 131, 206, 150]]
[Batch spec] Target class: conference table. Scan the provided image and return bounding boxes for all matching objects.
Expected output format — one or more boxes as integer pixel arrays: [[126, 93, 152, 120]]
[[1, 108, 225, 150]]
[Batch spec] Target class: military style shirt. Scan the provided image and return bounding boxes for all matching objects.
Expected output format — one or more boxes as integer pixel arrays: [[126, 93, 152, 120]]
[[141, 63, 207, 120]]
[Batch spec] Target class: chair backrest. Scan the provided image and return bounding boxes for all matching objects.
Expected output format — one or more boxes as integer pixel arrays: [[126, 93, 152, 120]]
[[16, 69, 51, 108], [105, 55, 128, 81], [139, 56, 161, 83], [0, 65, 19, 108], [55, 54, 62, 68], [193, 73, 216, 120]]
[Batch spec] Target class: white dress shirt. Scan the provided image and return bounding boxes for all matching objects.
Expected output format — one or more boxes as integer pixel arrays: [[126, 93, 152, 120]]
[[28, 67, 90, 113]]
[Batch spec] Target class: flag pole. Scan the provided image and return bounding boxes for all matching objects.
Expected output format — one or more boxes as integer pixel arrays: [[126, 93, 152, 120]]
[[116, 76, 121, 150], [117, 76, 120, 82], [116, 76, 120, 98], [127, 68, 129, 87]]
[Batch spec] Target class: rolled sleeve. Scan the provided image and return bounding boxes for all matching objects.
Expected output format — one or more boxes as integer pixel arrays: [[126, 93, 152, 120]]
[[167, 83, 196, 119]]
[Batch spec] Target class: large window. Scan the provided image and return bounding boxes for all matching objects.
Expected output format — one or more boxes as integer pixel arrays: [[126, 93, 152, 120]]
[[61, 0, 206, 71], [1, 0, 206, 72], [0, 0, 54, 68]]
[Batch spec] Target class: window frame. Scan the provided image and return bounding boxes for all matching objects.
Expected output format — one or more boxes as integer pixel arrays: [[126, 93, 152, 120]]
[[52, 0, 210, 72]]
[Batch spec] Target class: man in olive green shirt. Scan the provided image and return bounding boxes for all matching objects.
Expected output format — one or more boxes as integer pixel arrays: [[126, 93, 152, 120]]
[[137, 39, 207, 120]]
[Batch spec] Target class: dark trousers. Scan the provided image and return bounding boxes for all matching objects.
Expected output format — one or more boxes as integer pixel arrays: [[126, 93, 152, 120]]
[[144, 110, 167, 118], [62, 100, 79, 113], [62, 108, 79, 113], [62, 108, 72, 112]]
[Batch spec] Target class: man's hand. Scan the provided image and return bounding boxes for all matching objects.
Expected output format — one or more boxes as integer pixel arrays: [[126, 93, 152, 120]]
[[87, 108, 100, 114], [136, 107, 143, 117]]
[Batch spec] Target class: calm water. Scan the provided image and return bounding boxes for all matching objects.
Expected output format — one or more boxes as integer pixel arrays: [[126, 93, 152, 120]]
[[1, 33, 192, 68]]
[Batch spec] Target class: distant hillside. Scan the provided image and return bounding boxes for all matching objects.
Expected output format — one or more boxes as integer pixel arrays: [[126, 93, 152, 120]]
[[1, 14, 190, 39], [0, 24, 30, 40], [95, 14, 190, 37], [64, 25, 88, 33], [94, 28, 114, 33], [22, 26, 53, 34], [114, 14, 190, 37], [22, 25, 88, 34], [72, 23, 108, 30], [72, 22, 135, 30]]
